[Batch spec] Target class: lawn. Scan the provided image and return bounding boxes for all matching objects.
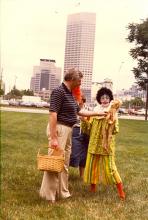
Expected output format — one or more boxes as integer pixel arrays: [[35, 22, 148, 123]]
[[1, 111, 148, 220]]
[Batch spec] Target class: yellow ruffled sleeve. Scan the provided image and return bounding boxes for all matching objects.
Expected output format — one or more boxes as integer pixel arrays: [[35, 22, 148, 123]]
[[81, 117, 93, 136]]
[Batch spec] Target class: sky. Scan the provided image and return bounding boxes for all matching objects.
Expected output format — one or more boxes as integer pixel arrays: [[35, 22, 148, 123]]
[[1, 0, 148, 93]]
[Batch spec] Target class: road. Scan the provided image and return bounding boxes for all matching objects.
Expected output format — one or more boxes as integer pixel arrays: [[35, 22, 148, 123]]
[[0, 106, 146, 120], [0, 106, 49, 114]]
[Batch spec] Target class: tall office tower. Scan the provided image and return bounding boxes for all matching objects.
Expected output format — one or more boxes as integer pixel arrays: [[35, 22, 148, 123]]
[[64, 12, 96, 102], [30, 59, 61, 94]]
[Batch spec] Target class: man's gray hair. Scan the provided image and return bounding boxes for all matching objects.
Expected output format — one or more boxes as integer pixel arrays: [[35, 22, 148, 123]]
[[64, 68, 83, 81]]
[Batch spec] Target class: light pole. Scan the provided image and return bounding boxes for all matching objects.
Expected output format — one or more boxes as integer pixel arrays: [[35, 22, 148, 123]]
[[118, 61, 124, 73], [116, 61, 124, 93]]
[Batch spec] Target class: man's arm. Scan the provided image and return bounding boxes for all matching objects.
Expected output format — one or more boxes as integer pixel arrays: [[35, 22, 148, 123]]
[[49, 112, 59, 149], [78, 110, 107, 117]]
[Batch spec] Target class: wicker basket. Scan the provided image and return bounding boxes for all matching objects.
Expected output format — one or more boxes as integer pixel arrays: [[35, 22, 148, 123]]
[[37, 148, 64, 172]]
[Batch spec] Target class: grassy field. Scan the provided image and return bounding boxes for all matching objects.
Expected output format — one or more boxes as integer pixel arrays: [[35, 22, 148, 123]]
[[1, 111, 148, 220]]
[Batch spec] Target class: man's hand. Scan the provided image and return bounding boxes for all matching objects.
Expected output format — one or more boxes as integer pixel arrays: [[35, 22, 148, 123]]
[[49, 138, 59, 149], [98, 112, 107, 116]]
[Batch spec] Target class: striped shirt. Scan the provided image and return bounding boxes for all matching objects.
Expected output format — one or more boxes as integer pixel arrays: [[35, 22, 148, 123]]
[[49, 83, 80, 127]]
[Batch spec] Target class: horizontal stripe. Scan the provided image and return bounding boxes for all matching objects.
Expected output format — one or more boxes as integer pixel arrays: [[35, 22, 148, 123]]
[[49, 83, 80, 127]]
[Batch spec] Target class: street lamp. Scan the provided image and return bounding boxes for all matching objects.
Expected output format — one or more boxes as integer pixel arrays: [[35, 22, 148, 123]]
[[118, 61, 124, 73]]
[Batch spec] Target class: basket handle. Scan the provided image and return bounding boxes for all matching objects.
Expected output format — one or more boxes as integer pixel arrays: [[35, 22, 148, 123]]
[[37, 149, 40, 156], [37, 148, 51, 156], [38, 147, 64, 157], [49, 147, 64, 156]]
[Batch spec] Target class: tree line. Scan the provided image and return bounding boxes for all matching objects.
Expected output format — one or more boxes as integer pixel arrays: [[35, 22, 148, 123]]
[[0, 86, 34, 99]]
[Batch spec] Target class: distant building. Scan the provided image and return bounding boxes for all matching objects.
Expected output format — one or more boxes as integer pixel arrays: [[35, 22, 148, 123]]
[[37, 89, 51, 101], [115, 89, 132, 101], [115, 84, 146, 102], [64, 12, 96, 102], [101, 78, 113, 90], [30, 59, 62, 96]]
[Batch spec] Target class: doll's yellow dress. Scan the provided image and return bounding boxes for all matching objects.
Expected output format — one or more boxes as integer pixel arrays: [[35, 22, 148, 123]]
[[81, 115, 122, 185]]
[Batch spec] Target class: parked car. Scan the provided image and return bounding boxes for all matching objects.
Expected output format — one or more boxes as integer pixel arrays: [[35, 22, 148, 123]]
[[118, 108, 128, 114], [128, 108, 138, 115], [0, 99, 9, 105], [34, 101, 50, 108], [35, 102, 45, 108], [42, 102, 50, 108], [136, 108, 145, 116], [9, 100, 20, 106], [20, 101, 34, 107]]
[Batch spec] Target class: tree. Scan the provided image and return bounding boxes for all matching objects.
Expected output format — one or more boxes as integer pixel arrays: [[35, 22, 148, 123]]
[[123, 97, 144, 109], [127, 18, 148, 120], [6, 86, 22, 99], [122, 100, 130, 109], [5, 87, 34, 99], [130, 97, 144, 109], [0, 80, 4, 96], [0, 88, 4, 96], [21, 89, 34, 96]]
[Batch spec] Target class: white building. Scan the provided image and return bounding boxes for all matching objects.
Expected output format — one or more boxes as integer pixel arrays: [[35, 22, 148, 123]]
[[22, 95, 41, 103], [64, 12, 96, 102], [102, 78, 113, 91]]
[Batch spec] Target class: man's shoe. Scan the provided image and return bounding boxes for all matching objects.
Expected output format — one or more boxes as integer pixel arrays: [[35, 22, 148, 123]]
[[61, 194, 72, 200]]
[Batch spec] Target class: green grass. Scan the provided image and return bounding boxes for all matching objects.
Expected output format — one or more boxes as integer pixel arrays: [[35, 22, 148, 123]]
[[1, 111, 148, 220]]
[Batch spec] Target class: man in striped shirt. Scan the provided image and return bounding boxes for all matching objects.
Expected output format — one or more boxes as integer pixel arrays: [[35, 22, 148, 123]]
[[40, 68, 106, 203]]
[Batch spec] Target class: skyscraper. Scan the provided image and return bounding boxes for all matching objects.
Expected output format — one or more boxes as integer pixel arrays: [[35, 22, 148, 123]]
[[64, 12, 96, 102]]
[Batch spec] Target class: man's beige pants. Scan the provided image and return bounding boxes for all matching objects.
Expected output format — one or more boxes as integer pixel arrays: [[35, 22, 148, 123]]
[[39, 123, 72, 201]]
